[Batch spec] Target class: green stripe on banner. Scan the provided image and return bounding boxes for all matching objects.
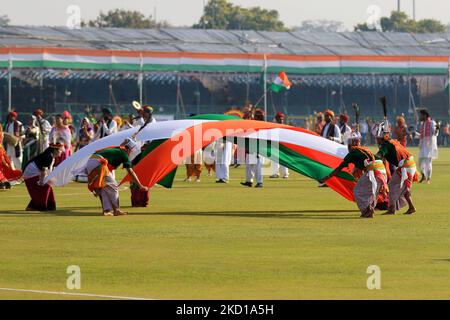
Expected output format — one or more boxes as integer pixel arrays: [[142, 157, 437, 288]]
[[140, 139, 177, 189], [258, 142, 355, 182], [0, 60, 447, 75]]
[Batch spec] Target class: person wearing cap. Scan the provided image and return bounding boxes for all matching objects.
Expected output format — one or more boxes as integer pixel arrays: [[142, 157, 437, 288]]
[[270, 112, 289, 179], [49, 114, 72, 167], [418, 109, 439, 184], [4, 111, 25, 171], [33, 109, 52, 154], [339, 114, 352, 146], [319, 132, 388, 218], [321, 109, 341, 143], [93, 107, 118, 141], [241, 109, 265, 188], [142, 106, 157, 125], [22, 142, 64, 211], [85, 139, 148, 216], [374, 121, 418, 215]]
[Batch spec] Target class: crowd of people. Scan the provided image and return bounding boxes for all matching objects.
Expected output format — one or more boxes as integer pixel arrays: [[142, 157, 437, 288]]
[[0, 101, 442, 218]]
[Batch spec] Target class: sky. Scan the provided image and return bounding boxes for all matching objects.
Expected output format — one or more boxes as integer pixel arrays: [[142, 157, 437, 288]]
[[2, 0, 450, 29]]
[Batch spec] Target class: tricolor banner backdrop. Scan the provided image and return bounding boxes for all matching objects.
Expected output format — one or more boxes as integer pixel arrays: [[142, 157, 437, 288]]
[[0, 48, 448, 74]]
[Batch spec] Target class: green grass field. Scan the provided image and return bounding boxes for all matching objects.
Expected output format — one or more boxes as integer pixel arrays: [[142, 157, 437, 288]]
[[1, 147, 450, 300]]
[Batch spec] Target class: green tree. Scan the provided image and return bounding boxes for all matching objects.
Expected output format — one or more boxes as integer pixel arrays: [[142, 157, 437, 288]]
[[85, 9, 170, 29], [0, 14, 10, 26], [416, 19, 446, 33], [354, 11, 445, 33], [194, 0, 233, 29], [194, 0, 287, 31], [354, 23, 376, 32]]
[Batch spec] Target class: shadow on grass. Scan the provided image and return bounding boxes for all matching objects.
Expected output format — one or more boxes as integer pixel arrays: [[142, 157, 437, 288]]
[[0, 207, 361, 220]]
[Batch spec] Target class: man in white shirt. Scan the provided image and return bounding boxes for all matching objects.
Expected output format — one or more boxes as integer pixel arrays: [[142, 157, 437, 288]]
[[321, 109, 341, 143], [4, 111, 25, 170], [142, 106, 157, 125], [94, 107, 118, 140], [339, 114, 352, 146], [418, 109, 439, 184], [33, 108, 52, 154]]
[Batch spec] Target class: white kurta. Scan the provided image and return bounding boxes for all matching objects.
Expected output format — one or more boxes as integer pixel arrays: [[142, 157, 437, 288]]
[[5, 121, 24, 170], [340, 124, 352, 146], [93, 120, 118, 141], [322, 123, 342, 143], [246, 153, 263, 184], [37, 118, 52, 153], [215, 140, 233, 181], [419, 120, 438, 160], [419, 120, 438, 180], [271, 160, 289, 177]]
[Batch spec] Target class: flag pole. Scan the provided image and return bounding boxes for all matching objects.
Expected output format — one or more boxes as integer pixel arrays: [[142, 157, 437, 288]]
[[263, 54, 268, 121], [139, 53, 144, 106], [8, 56, 12, 112], [448, 59, 450, 122]]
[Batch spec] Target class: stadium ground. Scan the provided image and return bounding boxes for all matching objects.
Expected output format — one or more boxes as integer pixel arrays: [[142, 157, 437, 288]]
[[0, 147, 450, 300]]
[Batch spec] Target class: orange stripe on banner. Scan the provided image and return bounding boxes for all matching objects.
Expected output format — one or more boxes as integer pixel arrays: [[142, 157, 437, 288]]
[[0, 47, 447, 63], [280, 142, 356, 202], [120, 121, 311, 187]]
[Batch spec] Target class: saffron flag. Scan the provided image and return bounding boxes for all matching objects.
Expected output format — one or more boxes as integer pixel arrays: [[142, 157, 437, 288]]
[[270, 71, 292, 93]]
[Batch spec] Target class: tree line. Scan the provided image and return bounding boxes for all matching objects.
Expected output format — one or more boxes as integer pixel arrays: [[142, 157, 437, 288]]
[[0, 0, 449, 33]]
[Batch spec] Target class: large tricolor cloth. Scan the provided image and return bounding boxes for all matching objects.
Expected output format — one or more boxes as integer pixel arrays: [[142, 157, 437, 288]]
[[45, 117, 356, 201]]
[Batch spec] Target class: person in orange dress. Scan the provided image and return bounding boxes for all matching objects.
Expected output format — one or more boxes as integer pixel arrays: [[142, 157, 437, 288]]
[[315, 112, 325, 135], [0, 123, 22, 189], [394, 115, 408, 147]]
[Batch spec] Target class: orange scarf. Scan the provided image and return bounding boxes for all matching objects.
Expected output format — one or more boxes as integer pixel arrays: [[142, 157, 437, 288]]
[[388, 139, 411, 162]]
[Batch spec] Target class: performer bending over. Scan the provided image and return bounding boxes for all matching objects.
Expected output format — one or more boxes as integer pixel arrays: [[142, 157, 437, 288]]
[[22, 142, 64, 211], [319, 133, 388, 218], [86, 139, 148, 216], [375, 122, 418, 215], [130, 142, 151, 207]]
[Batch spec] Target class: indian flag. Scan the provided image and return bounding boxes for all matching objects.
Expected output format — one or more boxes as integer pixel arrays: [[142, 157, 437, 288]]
[[46, 116, 356, 202], [270, 71, 292, 93]]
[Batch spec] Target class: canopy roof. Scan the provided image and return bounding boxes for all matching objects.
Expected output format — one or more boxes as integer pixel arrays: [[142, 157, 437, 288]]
[[0, 26, 449, 74]]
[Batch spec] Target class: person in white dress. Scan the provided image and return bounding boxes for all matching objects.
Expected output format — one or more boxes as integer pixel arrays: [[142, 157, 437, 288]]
[[321, 109, 342, 143], [215, 138, 233, 183], [93, 108, 118, 141], [33, 109, 52, 154], [4, 111, 25, 170], [241, 109, 265, 188], [339, 114, 352, 146], [270, 112, 289, 179], [418, 109, 439, 184]]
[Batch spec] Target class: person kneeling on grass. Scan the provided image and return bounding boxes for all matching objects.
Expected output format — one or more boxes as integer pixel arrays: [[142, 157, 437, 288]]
[[23, 142, 64, 211], [318, 132, 388, 219], [86, 139, 148, 216]]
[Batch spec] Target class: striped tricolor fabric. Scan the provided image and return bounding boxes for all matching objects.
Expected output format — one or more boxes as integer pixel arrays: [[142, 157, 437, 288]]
[[45, 118, 356, 201], [0, 48, 448, 74]]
